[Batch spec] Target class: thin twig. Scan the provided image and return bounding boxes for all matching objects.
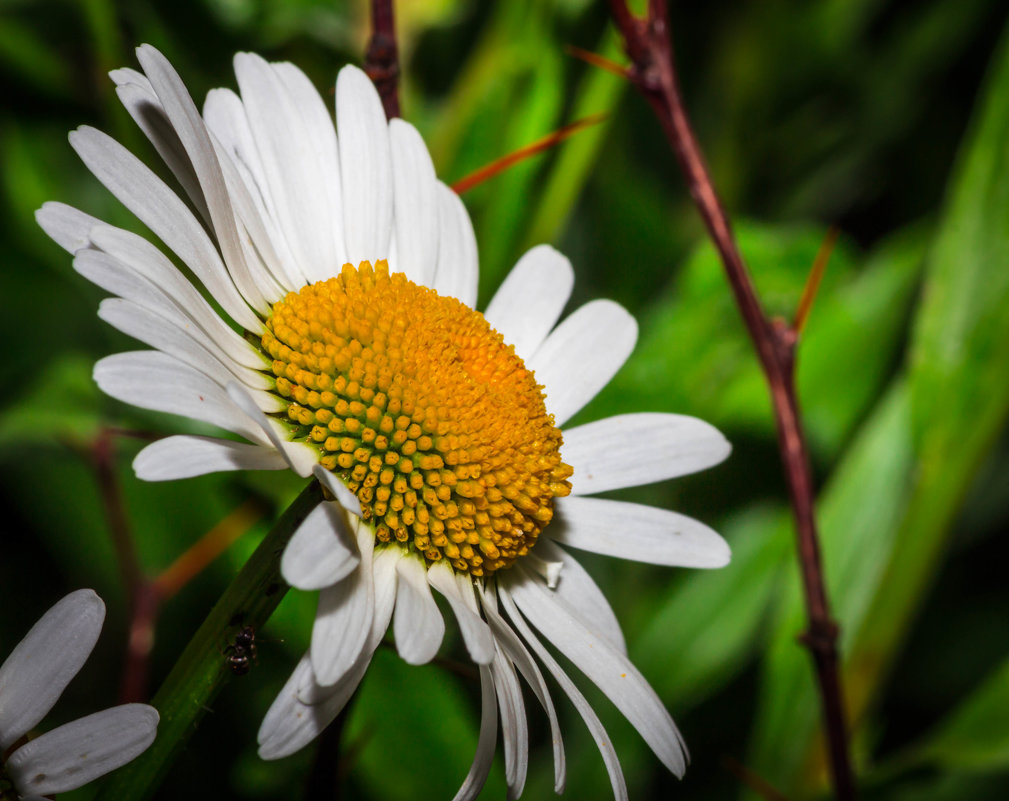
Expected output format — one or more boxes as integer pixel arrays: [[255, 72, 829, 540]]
[[365, 0, 400, 120], [606, 2, 856, 798]]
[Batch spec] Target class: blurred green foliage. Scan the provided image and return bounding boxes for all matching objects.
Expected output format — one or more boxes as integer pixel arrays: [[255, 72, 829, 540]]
[[1, 0, 1008, 799]]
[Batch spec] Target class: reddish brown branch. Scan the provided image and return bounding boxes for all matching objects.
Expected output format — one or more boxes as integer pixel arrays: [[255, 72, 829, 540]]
[[365, 0, 400, 120], [606, 2, 855, 798]]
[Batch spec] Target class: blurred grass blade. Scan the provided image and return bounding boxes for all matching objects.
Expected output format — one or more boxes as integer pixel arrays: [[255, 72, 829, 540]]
[[92, 481, 323, 801]]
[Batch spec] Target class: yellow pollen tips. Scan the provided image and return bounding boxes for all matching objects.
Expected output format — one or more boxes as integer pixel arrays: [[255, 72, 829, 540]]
[[261, 261, 573, 576]]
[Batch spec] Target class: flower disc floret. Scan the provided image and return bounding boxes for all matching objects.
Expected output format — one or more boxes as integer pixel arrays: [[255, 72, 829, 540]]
[[260, 260, 573, 575]]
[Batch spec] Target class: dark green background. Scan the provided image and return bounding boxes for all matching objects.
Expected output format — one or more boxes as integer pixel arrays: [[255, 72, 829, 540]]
[[2, 0, 1008, 798]]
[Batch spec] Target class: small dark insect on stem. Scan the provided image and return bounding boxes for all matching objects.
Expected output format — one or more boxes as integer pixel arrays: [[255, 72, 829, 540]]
[[605, 2, 856, 799]]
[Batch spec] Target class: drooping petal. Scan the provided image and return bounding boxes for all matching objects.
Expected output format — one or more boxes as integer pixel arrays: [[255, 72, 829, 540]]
[[480, 584, 565, 793], [562, 413, 731, 495], [427, 562, 494, 664], [225, 382, 320, 477], [504, 566, 687, 777], [389, 118, 439, 286], [528, 299, 637, 426], [281, 502, 360, 591], [484, 245, 574, 363], [431, 182, 478, 306], [451, 665, 498, 801], [490, 644, 528, 800], [134, 435, 288, 481], [551, 496, 731, 568], [532, 539, 627, 655], [310, 525, 375, 686], [312, 464, 363, 517], [498, 586, 628, 801], [336, 65, 393, 265], [393, 554, 445, 665], [0, 590, 104, 750], [5, 704, 158, 795]]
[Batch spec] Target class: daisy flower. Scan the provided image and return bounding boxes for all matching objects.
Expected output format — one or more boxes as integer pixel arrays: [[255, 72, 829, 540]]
[[0, 590, 158, 800], [37, 45, 731, 800]]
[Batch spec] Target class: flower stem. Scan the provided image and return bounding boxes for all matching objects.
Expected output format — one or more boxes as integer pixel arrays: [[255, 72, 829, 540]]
[[92, 480, 323, 801], [606, 2, 856, 798]]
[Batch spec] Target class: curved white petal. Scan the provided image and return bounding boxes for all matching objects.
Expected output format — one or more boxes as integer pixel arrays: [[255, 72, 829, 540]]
[[312, 464, 363, 517], [498, 586, 628, 801], [533, 539, 627, 655], [484, 245, 574, 363], [234, 54, 345, 284], [431, 182, 478, 306], [337, 65, 393, 265], [134, 435, 288, 481], [505, 566, 687, 777], [136, 44, 269, 314], [87, 224, 267, 370], [35, 202, 102, 254], [6, 704, 158, 795], [94, 352, 267, 445], [393, 554, 445, 665], [452, 664, 498, 801], [427, 563, 494, 665], [490, 644, 528, 800], [310, 526, 375, 686], [551, 496, 730, 568], [529, 299, 637, 426], [0, 590, 104, 750], [480, 584, 565, 793], [389, 118, 439, 287], [68, 125, 261, 331], [281, 502, 360, 590], [562, 413, 731, 495]]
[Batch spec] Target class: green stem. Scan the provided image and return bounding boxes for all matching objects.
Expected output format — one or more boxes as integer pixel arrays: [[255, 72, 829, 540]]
[[93, 480, 324, 801]]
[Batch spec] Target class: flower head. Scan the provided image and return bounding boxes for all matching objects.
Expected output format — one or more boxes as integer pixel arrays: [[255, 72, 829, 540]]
[[38, 45, 731, 800], [0, 590, 158, 799]]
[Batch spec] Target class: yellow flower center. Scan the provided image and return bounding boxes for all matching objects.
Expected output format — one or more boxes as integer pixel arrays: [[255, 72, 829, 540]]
[[260, 261, 572, 576]]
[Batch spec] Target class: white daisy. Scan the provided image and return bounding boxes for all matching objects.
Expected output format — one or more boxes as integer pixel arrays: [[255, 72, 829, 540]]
[[37, 45, 732, 800], [0, 590, 159, 800]]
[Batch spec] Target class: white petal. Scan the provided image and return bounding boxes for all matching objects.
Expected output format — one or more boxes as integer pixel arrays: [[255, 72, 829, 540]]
[[0, 590, 104, 750], [498, 586, 628, 801], [562, 413, 731, 495], [505, 566, 687, 777], [529, 299, 637, 426], [97, 297, 277, 399], [551, 496, 730, 568], [312, 464, 363, 517], [490, 644, 528, 800], [427, 562, 494, 664], [337, 65, 393, 265], [68, 125, 261, 331], [393, 554, 445, 665], [134, 435, 287, 480], [136, 45, 269, 314], [113, 78, 210, 223], [451, 664, 498, 801], [281, 502, 360, 590], [533, 539, 627, 655], [35, 202, 102, 254], [234, 54, 345, 283], [389, 118, 439, 286], [431, 182, 478, 305], [6, 704, 158, 795], [310, 526, 375, 686], [94, 352, 267, 445], [480, 584, 565, 793], [258, 653, 368, 760], [225, 383, 319, 477], [484, 245, 574, 363], [87, 224, 267, 370]]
